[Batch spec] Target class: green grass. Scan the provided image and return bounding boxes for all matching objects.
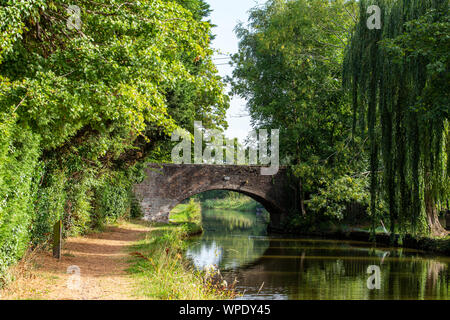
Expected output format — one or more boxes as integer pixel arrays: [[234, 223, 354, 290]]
[[126, 202, 238, 299], [170, 199, 203, 235], [126, 221, 236, 300]]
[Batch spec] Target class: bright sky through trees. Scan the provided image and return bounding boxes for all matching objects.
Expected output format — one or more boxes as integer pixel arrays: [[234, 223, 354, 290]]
[[207, 0, 265, 143]]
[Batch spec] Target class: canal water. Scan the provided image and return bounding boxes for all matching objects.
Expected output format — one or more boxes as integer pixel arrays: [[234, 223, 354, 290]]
[[185, 209, 450, 300]]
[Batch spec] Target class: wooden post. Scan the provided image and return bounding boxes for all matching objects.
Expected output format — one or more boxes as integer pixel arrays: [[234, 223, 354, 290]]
[[53, 220, 62, 259]]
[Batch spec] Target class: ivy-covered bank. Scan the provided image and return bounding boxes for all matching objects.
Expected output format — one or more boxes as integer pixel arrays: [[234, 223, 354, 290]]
[[0, 0, 229, 285], [0, 121, 40, 279]]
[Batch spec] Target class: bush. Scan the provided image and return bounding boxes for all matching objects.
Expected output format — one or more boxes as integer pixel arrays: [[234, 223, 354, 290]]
[[130, 192, 143, 219], [171, 199, 202, 224], [92, 175, 133, 229], [64, 178, 93, 236], [0, 120, 41, 286], [184, 199, 202, 223], [31, 168, 66, 245]]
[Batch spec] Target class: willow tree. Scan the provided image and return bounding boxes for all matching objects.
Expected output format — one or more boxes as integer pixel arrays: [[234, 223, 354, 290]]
[[343, 0, 449, 237]]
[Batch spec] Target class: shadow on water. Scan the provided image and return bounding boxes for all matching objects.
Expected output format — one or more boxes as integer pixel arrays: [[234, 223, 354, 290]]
[[185, 209, 450, 300]]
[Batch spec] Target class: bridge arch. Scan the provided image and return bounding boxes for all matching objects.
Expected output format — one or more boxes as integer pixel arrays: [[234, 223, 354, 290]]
[[133, 164, 293, 231], [165, 187, 284, 219]]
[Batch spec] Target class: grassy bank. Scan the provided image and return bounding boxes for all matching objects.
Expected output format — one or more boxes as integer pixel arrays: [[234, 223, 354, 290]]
[[169, 199, 203, 235], [276, 219, 450, 255], [127, 201, 238, 300], [203, 196, 259, 212], [325, 231, 450, 255]]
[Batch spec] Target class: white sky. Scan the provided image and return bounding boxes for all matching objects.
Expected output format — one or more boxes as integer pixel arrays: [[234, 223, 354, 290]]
[[206, 0, 265, 143]]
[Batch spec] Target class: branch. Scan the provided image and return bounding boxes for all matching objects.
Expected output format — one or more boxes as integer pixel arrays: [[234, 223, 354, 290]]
[[84, 8, 117, 16], [344, 5, 358, 24], [13, 92, 28, 113]]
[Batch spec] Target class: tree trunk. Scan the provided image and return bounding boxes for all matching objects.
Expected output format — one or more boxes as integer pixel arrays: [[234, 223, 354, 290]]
[[296, 142, 306, 216], [425, 193, 448, 237], [299, 179, 306, 216]]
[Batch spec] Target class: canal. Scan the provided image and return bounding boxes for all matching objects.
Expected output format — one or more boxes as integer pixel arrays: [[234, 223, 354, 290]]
[[185, 209, 450, 300]]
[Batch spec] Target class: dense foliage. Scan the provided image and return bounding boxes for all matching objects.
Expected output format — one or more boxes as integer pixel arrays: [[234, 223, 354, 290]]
[[0, 0, 228, 283], [1, 0, 448, 285], [230, 0, 369, 222], [343, 0, 449, 237], [231, 0, 449, 239]]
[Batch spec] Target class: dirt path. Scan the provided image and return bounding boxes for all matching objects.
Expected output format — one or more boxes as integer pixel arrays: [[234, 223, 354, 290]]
[[0, 220, 151, 300]]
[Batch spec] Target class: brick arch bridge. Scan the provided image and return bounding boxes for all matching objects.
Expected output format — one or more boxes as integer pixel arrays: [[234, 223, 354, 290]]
[[133, 164, 294, 231]]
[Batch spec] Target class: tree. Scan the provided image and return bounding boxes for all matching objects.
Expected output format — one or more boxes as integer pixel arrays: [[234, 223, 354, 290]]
[[343, 0, 449, 237], [230, 0, 366, 221], [0, 0, 229, 281]]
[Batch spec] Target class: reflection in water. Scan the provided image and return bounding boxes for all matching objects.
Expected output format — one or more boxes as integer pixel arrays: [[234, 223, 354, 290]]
[[186, 209, 450, 300], [186, 210, 270, 270]]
